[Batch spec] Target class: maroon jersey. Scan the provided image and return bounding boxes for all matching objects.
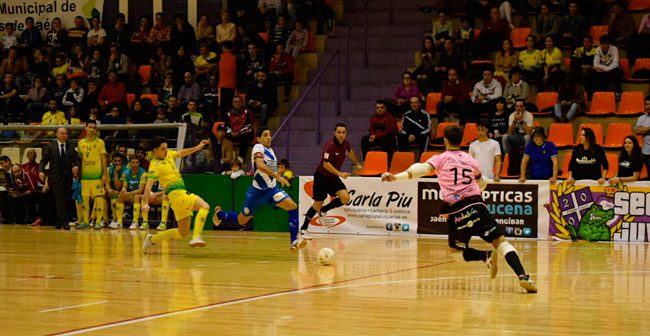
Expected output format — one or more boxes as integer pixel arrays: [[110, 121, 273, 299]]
[[316, 138, 351, 177]]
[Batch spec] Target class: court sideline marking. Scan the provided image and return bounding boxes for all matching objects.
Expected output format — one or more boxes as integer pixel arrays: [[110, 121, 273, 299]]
[[40, 301, 109, 313]]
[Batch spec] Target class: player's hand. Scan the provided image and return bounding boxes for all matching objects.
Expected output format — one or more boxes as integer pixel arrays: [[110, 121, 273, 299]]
[[381, 172, 396, 182], [340, 172, 350, 179], [518, 176, 526, 183], [43, 183, 49, 193], [141, 204, 150, 213], [39, 172, 45, 181], [494, 176, 501, 183], [566, 177, 575, 185], [549, 176, 557, 184], [355, 164, 363, 173], [598, 177, 606, 185], [101, 174, 108, 184], [277, 176, 290, 187], [199, 139, 210, 148], [609, 177, 619, 185]]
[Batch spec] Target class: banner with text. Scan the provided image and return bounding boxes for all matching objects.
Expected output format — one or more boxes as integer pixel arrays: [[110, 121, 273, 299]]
[[0, 0, 103, 34], [547, 181, 650, 242], [298, 176, 419, 235], [417, 181, 540, 238]]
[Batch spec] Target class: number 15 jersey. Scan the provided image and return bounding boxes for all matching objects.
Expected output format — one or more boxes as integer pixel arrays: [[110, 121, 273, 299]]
[[427, 150, 481, 205]]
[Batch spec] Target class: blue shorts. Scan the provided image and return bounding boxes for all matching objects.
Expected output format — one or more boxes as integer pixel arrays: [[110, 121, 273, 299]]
[[241, 185, 290, 216]]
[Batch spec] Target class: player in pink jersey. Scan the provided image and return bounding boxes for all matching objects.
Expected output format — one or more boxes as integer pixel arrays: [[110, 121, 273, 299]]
[[382, 125, 537, 293]]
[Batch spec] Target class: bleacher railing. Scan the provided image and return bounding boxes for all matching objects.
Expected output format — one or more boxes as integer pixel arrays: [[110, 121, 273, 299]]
[[345, 0, 369, 100]]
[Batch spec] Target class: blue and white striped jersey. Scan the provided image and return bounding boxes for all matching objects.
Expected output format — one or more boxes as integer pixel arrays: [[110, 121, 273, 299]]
[[251, 144, 278, 190]]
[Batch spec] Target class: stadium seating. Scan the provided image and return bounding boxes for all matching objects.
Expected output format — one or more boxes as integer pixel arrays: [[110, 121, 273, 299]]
[[127, 93, 136, 109], [389, 152, 415, 174], [604, 123, 633, 149], [500, 153, 521, 179], [606, 153, 618, 178], [586, 92, 616, 116], [590, 25, 609, 45], [533, 92, 558, 115], [511, 27, 532, 49], [617, 91, 644, 116], [460, 123, 478, 147], [425, 92, 442, 115], [430, 122, 458, 148], [575, 123, 604, 145], [548, 123, 574, 148], [140, 93, 159, 106], [138, 65, 152, 86], [358, 151, 388, 176], [628, 0, 650, 11], [558, 152, 572, 179]]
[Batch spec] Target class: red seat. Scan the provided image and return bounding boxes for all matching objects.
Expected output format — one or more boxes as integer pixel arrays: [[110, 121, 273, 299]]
[[590, 25, 609, 46], [389, 152, 415, 174], [548, 123, 574, 148], [604, 123, 633, 149], [617, 91, 644, 116], [127, 93, 136, 109], [460, 123, 479, 147], [500, 153, 521, 179], [138, 65, 152, 86], [425, 92, 442, 115], [586, 92, 616, 116], [511, 27, 532, 49], [606, 153, 618, 178], [628, 0, 650, 11], [358, 151, 388, 176], [558, 152, 572, 179], [419, 151, 440, 176], [140, 93, 159, 106], [534, 92, 558, 115]]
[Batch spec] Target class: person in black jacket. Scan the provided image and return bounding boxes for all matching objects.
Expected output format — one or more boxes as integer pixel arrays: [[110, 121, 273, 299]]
[[398, 97, 432, 154], [39, 127, 80, 229], [247, 70, 278, 128], [567, 127, 608, 184]]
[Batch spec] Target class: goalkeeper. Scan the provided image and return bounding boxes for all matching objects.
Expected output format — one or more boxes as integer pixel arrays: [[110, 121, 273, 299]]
[[382, 124, 537, 293]]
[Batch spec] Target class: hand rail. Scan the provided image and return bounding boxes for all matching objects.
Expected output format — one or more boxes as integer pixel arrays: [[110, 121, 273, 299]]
[[345, 0, 370, 100], [273, 50, 341, 161]]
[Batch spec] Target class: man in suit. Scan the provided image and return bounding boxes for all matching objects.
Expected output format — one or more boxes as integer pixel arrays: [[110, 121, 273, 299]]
[[39, 127, 80, 230]]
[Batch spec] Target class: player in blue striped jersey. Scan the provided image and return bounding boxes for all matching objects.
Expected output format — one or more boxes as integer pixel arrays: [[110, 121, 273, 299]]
[[213, 128, 305, 251]]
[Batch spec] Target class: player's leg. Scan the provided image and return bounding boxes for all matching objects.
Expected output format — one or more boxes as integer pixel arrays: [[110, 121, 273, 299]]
[[109, 196, 120, 228], [318, 176, 348, 215], [490, 235, 537, 293], [132, 195, 142, 229], [276, 196, 304, 251], [185, 195, 210, 247], [92, 196, 106, 228], [137, 195, 149, 230], [144, 191, 192, 253], [300, 200, 322, 239], [213, 186, 258, 227], [80, 181, 91, 228], [159, 194, 170, 230], [447, 207, 493, 265], [115, 194, 126, 227]]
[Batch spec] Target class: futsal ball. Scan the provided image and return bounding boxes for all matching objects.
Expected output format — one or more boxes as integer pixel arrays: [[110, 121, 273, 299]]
[[318, 248, 336, 266]]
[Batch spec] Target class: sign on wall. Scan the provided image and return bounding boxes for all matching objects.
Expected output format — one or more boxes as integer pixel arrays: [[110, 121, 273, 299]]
[[0, 0, 104, 34]]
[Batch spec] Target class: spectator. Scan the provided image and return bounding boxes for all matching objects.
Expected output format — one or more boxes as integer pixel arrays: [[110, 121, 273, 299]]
[[638, 7, 650, 58], [68, 44, 89, 81], [26, 77, 48, 122], [286, 21, 308, 59], [67, 16, 89, 50], [420, 36, 436, 61], [437, 68, 472, 124], [181, 100, 203, 127], [434, 37, 466, 88], [455, 17, 475, 59], [0, 47, 28, 81], [360, 100, 398, 159], [271, 15, 291, 50], [241, 43, 267, 84], [101, 105, 127, 125], [554, 76, 586, 122], [269, 44, 295, 102], [503, 99, 534, 156], [83, 78, 100, 113], [519, 126, 558, 183], [216, 10, 237, 45], [398, 97, 431, 154], [607, 3, 636, 50], [223, 160, 246, 179], [62, 78, 85, 109], [635, 96, 650, 172], [129, 100, 154, 125], [393, 71, 421, 115], [414, 51, 435, 93], [195, 14, 215, 46], [469, 121, 502, 181], [131, 15, 151, 65], [107, 13, 132, 52], [0, 156, 14, 223], [171, 14, 196, 54], [259, 0, 283, 32], [87, 49, 108, 83], [9, 164, 38, 224], [609, 135, 643, 185], [278, 159, 294, 179], [177, 71, 201, 106], [247, 70, 278, 127], [172, 46, 195, 86], [45, 17, 68, 59], [0, 73, 23, 124], [558, 1, 588, 48], [135, 145, 150, 170], [49, 74, 68, 104], [503, 67, 530, 111], [51, 53, 70, 78], [471, 69, 503, 117], [225, 96, 255, 160], [201, 73, 220, 122], [148, 12, 172, 47], [532, 2, 559, 47], [301, 0, 335, 35], [22, 48, 50, 88], [518, 35, 544, 83], [1, 23, 19, 51], [18, 17, 43, 54], [107, 45, 132, 84], [87, 17, 107, 50], [570, 35, 596, 82], [567, 127, 608, 184], [219, 42, 237, 119], [210, 123, 236, 173], [476, 7, 509, 56], [489, 97, 509, 144], [153, 106, 170, 124], [165, 96, 183, 122], [590, 34, 623, 98], [494, 39, 518, 85], [541, 35, 563, 90], [432, 11, 454, 48], [98, 71, 128, 111], [194, 44, 218, 81]]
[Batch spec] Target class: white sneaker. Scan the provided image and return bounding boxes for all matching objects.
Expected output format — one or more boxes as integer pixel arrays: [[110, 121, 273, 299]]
[[68, 221, 78, 227], [129, 222, 138, 230], [99, 220, 108, 228], [108, 221, 122, 229], [189, 237, 207, 247], [212, 206, 222, 227], [487, 250, 498, 279], [290, 238, 307, 252], [301, 230, 312, 240], [316, 212, 326, 225], [142, 233, 155, 254]]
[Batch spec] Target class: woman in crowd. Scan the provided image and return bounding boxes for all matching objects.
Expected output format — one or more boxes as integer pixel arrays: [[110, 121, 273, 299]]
[[567, 128, 608, 184], [609, 135, 644, 185]]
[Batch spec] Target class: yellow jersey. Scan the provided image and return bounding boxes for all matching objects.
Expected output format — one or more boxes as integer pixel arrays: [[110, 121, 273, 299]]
[[147, 150, 185, 194], [78, 136, 107, 180]]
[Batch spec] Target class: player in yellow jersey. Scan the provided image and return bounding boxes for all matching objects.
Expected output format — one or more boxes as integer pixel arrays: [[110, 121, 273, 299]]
[[142, 137, 211, 253], [76, 120, 108, 229]]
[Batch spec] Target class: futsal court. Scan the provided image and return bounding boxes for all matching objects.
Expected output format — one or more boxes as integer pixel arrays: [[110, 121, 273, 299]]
[[1, 225, 648, 335]]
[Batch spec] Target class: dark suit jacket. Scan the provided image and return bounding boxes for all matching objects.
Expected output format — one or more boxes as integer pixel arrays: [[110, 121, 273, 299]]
[[39, 140, 80, 184]]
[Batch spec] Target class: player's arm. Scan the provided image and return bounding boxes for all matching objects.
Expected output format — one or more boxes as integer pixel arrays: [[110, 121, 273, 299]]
[[346, 149, 364, 172], [323, 161, 347, 178], [177, 139, 210, 158], [141, 178, 155, 213], [255, 156, 290, 186], [101, 153, 108, 184], [133, 175, 146, 196], [382, 162, 433, 181]]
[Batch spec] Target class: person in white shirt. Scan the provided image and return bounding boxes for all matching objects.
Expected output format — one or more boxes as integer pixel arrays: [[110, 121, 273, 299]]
[[1, 23, 19, 50], [503, 99, 534, 155], [469, 121, 502, 181], [591, 34, 623, 97], [471, 69, 503, 116]]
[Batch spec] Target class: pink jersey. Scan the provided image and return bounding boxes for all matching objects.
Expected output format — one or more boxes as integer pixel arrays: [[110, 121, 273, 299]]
[[428, 150, 482, 205]]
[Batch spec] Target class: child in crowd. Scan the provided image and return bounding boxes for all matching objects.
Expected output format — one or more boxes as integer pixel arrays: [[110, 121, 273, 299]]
[[222, 160, 245, 179], [278, 159, 294, 179]]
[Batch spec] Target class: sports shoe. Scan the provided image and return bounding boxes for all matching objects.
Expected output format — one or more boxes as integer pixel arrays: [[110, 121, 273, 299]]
[[99, 220, 108, 228], [128, 222, 138, 230], [31, 218, 43, 226], [76, 223, 89, 229], [68, 221, 78, 228], [212, 206, 222, 227], [518, 274, 538, 293], [486, 250, 498, 279], [139, 222, 149, 230], [108, 221, 122, 229], [156, 222, 167, 231], [316, 211, 326, 225], [301, 230, 312, 240], [189, 237, 207, 247], [142, 233, 155, 254], [290, 238, 307, 252]]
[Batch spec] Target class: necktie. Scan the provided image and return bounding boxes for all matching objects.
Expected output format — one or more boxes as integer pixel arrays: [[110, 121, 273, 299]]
[[60, 143, 66, 158]]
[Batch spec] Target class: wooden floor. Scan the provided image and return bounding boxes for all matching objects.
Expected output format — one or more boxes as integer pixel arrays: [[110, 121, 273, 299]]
[[1, 226, 649, 335]]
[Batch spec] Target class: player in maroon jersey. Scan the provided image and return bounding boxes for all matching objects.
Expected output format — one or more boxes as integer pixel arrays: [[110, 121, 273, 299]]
[[301, 123, 363, 239]]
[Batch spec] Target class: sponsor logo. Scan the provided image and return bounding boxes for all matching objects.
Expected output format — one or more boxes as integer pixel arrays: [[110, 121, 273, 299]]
[[514, 227, 523, 236], [310, 215, 346, 228], [402, 224, 410, 232], [523, 227, 532, 237], [505, 227, 514, 235], [394, 223, 402, 231], [455, 208, 478, 223], [386, 223, 393, 231], [243, 207, 250, 215]]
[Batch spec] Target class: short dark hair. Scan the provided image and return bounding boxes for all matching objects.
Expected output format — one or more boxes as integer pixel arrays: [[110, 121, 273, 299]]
[[444, 125, 463, 146], [279, 159, 290, 167], [86, 119, 97, 126], [599, 34, 611, 44], [111, 152, 124, 161], [152, 136, 168, 149], [645, 95, 650, 102], [335, 123, 347, 130], [0, 155, 10, 162], [375, 99, 385, 106], [477, 120, 489, 129]]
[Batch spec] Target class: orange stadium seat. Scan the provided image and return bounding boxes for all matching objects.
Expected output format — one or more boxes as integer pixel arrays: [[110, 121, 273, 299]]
[[641, 164, 649, 180], [127, 93, 136, 109], [558, 152, 572, 179], [628, 0, 650, 11], [430, 122, 458, 148], [460, 123, 479, 147], [425, 92, 442, 115], [138, 65, 152, 86], [511, 27, 531, 49], [604, 123, 632, 148], [548, 123, 574, 148], [419, 151, 440, 176], [606, 153, 618, 178], [534, 92, 558, 115], [258, 32, 269, 44], [620, 58, 632, 81], [474, 28, 481, 41], [630, 58, 650, 82], [590, 25, 609, 45], [358, 151, 388, 176], [586, 92, 616, 116], [389, 152, 415, 174], [211, 121, 225, 138], [500, 153, 521, 179], [575, 123, 604, 145], [140, 93, 159, 106], [617, 91, 644, 116]]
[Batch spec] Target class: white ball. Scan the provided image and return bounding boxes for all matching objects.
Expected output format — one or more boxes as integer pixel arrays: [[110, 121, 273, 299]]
[[318, 248, 336, 266]]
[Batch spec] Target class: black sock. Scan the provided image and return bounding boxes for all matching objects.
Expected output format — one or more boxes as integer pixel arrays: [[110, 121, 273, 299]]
[[504, 251, 526, 276], [321, 198, 344, 213], [301, 207, 317, 231], [463, 248, 487, 262]]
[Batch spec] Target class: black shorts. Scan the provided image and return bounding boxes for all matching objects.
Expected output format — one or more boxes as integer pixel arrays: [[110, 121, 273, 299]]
[[447, 201, 502, 250], [313, 171, 347, 201]]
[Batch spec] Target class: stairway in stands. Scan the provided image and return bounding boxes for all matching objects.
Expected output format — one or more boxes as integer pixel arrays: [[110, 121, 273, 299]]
[[273, 0, 433, 175]]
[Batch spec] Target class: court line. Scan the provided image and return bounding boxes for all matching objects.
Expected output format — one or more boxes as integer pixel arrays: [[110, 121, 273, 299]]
[[40, 301, 109, 313], [47, 261, 454, 336]]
